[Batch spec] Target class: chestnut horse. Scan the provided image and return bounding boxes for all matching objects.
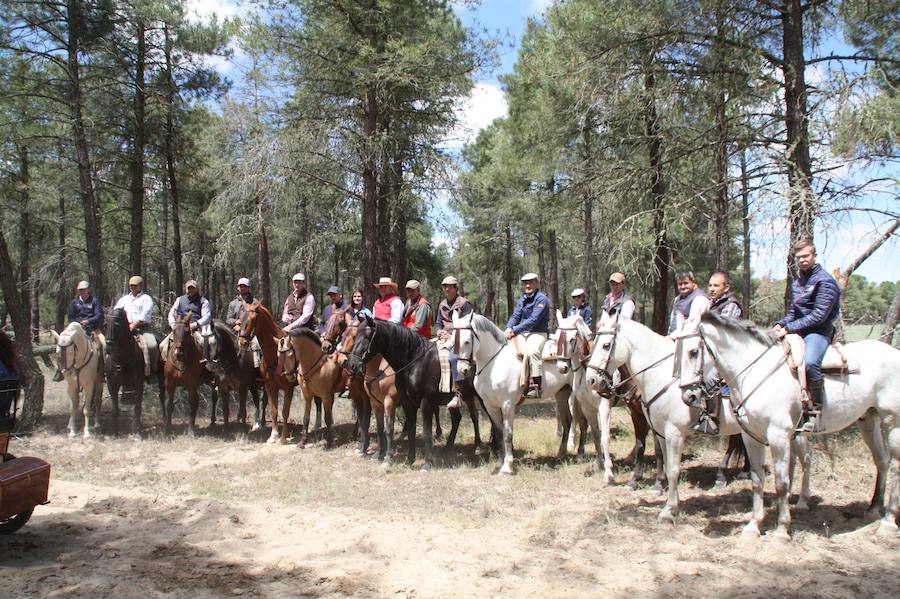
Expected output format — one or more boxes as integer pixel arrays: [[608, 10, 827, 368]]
[[163, 313, 208, 436], [237, 302, 297, 444]]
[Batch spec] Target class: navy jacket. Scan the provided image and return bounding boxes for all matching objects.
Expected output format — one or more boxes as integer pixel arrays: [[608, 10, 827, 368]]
[[567, 304, 593, 329], [777, 264, 841, 337], [507, 290, 550, 335], [68, 295, 104, 332]]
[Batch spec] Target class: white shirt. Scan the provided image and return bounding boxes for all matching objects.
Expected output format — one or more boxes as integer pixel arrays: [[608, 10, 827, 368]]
[[114, 292, 154, 325], [167, 295, 212, 329], [387, 296, 404, 323]]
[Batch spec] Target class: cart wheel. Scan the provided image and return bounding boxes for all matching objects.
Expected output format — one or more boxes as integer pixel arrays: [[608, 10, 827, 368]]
[[0, 507, 34, 534]]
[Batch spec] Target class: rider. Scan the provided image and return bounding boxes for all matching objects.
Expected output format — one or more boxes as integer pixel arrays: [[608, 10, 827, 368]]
[[435, 275, 473, 409], [601, 272, 635, 320], [372, 277, 403, 323], [113, 275, 157, 377], [226, 277, 254, 332], [282, 273, 316, 332], [773, 239, 840, 433], [318, 286, 345, 336], [506, 273, 550, 399], [402, 280, 433, 338], [348, 289, 372, 320], [162, 280, 213, 359], [692, 271, 744, 435], [54, 280, 105, 381], [668, 270, 710, 336], [567, 288, 593, 329]]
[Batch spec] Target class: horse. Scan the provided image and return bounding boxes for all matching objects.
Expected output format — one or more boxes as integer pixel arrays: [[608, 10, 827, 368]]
[[555, 312, 664, 487], [345, 314, 483, 470], [52, 322, 104, 439], [452, 312, 575, 475], [104, 308, 165, 439], [202, 319, 262, 434], [677, 311, 900, 538], [237, 302, 298, 444], [585, 312, 812, 529], [163, 313, 209, 437]]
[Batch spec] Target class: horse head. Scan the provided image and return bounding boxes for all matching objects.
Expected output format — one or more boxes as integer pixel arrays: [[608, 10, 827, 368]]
[[555, 310, 593, 375], [335, 313, 360, 370], [237, 301, 260, 349], [55, 322, 87, 374], [321, 306, 350, 354], [346, 314, 377, 376], [452, 310, 477, 378], [172, 313, 193, 364], [586, 312, 620, 392], [674, 320, 712, 407]]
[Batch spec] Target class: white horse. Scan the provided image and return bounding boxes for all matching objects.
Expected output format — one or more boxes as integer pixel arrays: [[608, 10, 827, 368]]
[[677, 311, 900, 538], [53, 322, 104, 439], [586, 313, 811, 530], [453, 312, 573, 474]]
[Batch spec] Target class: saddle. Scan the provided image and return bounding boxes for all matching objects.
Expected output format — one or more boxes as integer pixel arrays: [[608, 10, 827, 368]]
[[512, 335, 557, 389], [782, 334, 858, 406]]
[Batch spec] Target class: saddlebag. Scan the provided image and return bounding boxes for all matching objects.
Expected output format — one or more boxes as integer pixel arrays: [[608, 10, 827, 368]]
[[0, 456, 50, 520]]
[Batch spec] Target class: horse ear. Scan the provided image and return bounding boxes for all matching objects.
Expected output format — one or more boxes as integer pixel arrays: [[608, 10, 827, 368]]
[[556, 309, 564, 324], [51, 330, 60, 342], [365, 313, 374, 326]]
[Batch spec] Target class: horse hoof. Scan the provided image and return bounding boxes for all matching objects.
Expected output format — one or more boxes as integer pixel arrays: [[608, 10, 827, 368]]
[[420, 463, 432, 473], [129, 433, 143, 442], [250, 423, 262, 433], [876, 520, 899, 538], [68, 431, 76, 439], [381, 461, 391, 470], [657, 509, 676, 526], [864, 507, 883, 520], [771, 529, 791, 544], [650, 482, 664, 495], [499, 465, 514, 475], [740, 525, 761, 541]]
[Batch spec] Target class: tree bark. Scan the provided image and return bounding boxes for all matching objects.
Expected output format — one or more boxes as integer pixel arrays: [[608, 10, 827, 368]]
[[644, 54, 670, 335], [164, 25, 184, 293], [740, 148, 752, 318], [0, 228, 44, 432], [504, 222, 514, 319], [712, 4, 730, 273], [580, 115, 596, 304], [781, 0, 815, 309], [361, 80, 379, 306], [390, 155, 408, 288], [128, 21, 146, 277], [881, 285, 900, 346], [55, 194, 67, 332], [17, 146, 33, 339], [256, 188, 272, 309], [547, 228, 560, 327], [67, 0, 104, 300]]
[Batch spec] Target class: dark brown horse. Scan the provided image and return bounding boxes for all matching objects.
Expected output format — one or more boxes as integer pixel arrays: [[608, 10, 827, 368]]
[[163, 314, 207, 436], [203, 320, 262, 434], [238, 302, 297, 444], [104, 308, 165, 439]]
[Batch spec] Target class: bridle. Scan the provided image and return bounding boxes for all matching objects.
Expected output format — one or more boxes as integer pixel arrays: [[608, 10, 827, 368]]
[[555, 325, 588, 372], [58, 329, 95, 384], [454, 322, 504, 377]]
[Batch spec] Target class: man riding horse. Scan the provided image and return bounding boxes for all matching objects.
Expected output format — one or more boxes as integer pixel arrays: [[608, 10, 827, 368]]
[[506, 272, 550, 399], [282, 273, 316, 332], [54, 280, 105, 381], [691, 271, 744, 435], [161, 280, 212, 359], [772, 239, 841, 433], [373, 277, 403, 323], [567, 288, 593, 329], [668, 270, 709, 337], [436, 275, 473, 409], [403, 280, 433, 338], [601, 272, 635, 320], [113, 275, 157, 377]]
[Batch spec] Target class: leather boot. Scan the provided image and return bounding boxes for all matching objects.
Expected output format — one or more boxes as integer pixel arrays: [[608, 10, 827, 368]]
[[797, 379, 825, 433], [52, 367, 64, 382], [447, 381, 463, 409], [523, 376, 542, 399]]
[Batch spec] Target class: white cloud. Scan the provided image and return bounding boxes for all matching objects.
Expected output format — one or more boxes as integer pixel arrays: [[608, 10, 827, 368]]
[[186, 0, 240, 21], [446, 82, 508, 149], [528, 0, 554, 16]]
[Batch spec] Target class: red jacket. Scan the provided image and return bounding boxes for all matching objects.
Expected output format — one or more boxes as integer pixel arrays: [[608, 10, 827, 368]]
[[403, 295, 432, 338]]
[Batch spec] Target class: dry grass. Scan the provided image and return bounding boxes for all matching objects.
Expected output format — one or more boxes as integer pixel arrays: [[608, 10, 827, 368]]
[[3, 364, 899, 598]]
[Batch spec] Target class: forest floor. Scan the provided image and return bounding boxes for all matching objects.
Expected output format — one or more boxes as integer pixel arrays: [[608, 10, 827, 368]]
[[1, 369, 898, 598]]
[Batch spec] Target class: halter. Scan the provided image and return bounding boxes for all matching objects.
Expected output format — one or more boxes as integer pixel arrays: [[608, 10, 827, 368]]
[[555, 325, 588, 372], [454, 324, 505, 377], [58, 333, 95, 379]]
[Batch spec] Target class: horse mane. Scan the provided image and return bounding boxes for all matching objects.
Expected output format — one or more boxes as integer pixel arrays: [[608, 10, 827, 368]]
[[472, 314, 508, 346], [288, 327, 322, 347], [250, 304, 283, 338], [701, 311, 776, 347], [374, 319, 431, 357]]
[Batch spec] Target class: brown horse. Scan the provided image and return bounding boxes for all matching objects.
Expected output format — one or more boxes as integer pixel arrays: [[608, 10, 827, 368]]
[[163, 314, 207, 436], [238, 302, 297, 444]]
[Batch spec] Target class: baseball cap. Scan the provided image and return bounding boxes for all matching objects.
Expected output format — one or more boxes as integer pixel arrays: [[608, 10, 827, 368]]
[[237, 277, 251, 287], [76, 280, 90, 290], [608, 272, 626, 284]]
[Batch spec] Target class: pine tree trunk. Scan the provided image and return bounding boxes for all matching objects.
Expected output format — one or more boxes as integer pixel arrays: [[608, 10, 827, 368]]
[[129, 22, 146, 277], [55, 194, 67, 332], [781, 0, 815, 309], [164, 26, 184, 293], [881, 285, 900, 346], [256, 190, 272, 310], [18, 146, 32, 338], [504, 222, 514, 319], [740, 148, 752, 317], [548, 229, 560, 327], [67, 0, 104, 299], [713, 90, 729, 272], [580, 115, 596, 304], [361, 81, 379, 305], [0, 229, 44, 431], [644, 54, 670, 335], [390, 156, 408, 288]]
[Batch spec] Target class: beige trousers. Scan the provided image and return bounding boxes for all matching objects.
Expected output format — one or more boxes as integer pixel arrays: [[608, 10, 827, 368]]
[[524, 332, 548, 377]]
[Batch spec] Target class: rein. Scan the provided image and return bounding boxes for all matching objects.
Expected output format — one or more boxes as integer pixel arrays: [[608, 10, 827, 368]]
[[58, 335, 96, 389], [453, 325, 505, 377]]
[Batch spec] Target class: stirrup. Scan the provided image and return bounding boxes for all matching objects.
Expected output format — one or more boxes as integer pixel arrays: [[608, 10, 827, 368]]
[[447, 392, 462, 409], [522, 385, 541, 399], [691, 414, 718, 435], [796, 411, 822, 434], [52, 369, 65, 382]]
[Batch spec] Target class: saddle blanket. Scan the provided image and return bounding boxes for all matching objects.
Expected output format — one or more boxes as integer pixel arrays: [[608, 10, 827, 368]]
[[784, 334, 859, 375], [434, 338, 452, 393]]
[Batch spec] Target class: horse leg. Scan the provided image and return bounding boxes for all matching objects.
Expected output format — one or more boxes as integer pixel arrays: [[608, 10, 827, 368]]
[[577, 415, 588, 459], [856, 410, 890, 518], [434, 407, 443, 441], [157, 371, 166, 438], [768, 430, 793, 541], [280, 386, 293, 444], [187, 385, 200, 438], [466, 397, 483, 456], [377, 401, 389, 463], [314, 396, 322, 431], [209, 384, 218, 428], [651, 434, 666, 494], [598, 395, 614, 485], [878, 424, 900, 536], [131, 380, 144, 439], [109, 380, 121, 438], [357, 394, 371, 455], [237, 385, 247, 425], [624, 400, 647, 464], [406, 405, 419, 466], [251, 385, 263, 432], [266, 383, 280, 443], [300, 389, 311, 447], [499, 400, 516, 475], [733, 434, 765, 540], [222, 387, 231, 435], [789, 433, 812, 511], [716, 436, 738, 487], [421, 400, 434, 471], [658, 430, 684, 525], [323, 395, 334, 449], [556, 391, 573, 460], [445, 404, 462, 450], [66, 378, 78, 439]]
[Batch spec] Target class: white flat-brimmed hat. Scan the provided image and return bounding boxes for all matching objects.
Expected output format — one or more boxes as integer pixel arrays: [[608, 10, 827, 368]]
[[441, 276, 459, 286], [129, 275, 143, 285], [76, 280, 90, 290], [292, 273, 306, 282], [374, 277, 398, 289], [571, 288, 585, 297], [520, 272, 539, 282], [237, 277, 251, 287]]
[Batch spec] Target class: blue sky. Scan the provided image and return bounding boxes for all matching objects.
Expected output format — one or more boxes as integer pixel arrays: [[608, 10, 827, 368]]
[[188, 0, 898, 284]]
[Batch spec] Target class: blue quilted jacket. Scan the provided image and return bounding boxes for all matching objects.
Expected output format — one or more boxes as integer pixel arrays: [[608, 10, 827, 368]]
[[777, 264, 841, 337]]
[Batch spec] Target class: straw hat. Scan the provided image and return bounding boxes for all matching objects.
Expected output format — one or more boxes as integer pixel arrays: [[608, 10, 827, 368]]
[[128, 275, 143, 286], [373, 277, 398, 289]]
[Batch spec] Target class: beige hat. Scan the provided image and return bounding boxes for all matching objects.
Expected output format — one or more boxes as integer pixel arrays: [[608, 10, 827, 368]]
[[374, 276, 398, 289], [237, 277, 251, 287], [76, 280, 90, 290], [128, 275, 143, 286], [608, 272, 626, 284], [292, 272, 306, 282], [520, 272, 539, 282], [185, 279, 199, 290], [441, 276, 459, 286], [405, 280, 420, 290]]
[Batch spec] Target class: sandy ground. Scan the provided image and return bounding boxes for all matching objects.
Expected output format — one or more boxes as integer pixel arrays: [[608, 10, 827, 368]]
[[1, 376, 898, 598]]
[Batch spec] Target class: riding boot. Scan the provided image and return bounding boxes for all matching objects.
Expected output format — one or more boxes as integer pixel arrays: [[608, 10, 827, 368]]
[[52, 367, 64, 382], [797, 379, 825, 433], [523, 376, 542, 399], [446, 381, 463, 409]]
